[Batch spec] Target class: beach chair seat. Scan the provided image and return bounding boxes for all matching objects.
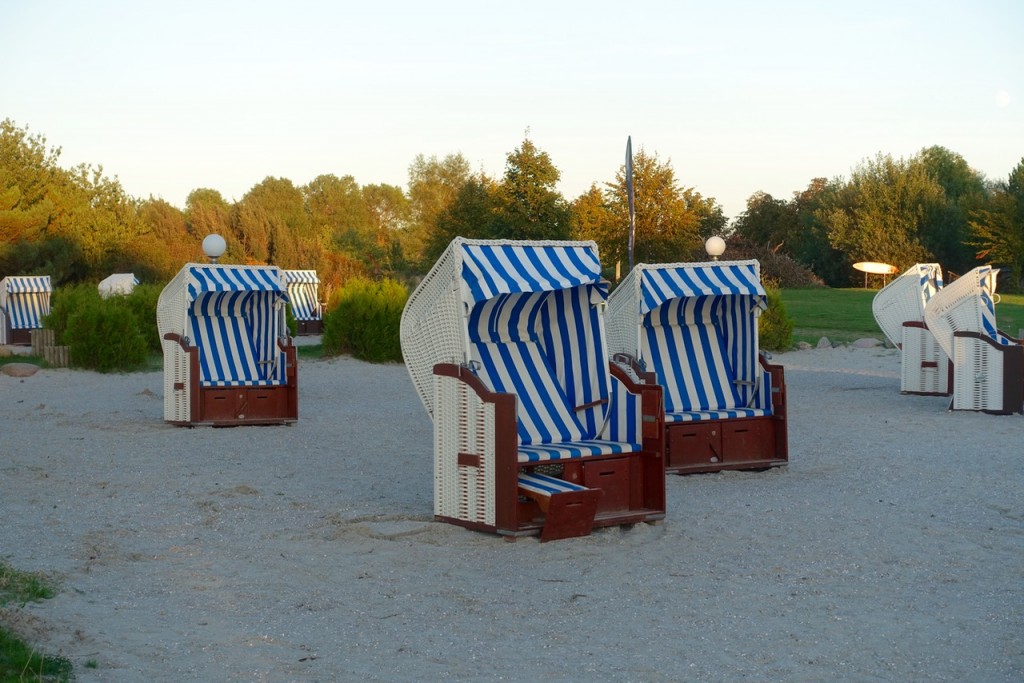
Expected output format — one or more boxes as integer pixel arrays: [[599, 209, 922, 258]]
[[403, 239, 665, 541], [157, 264, 298, 426], [607, 261, 788, 474], [924, 266, 1023, 414], [189, 292, 288, 387], [872, 264, 950, 395]]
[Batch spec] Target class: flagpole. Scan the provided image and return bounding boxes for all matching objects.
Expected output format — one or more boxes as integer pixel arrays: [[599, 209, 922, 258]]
[[626, 136, 636, 271]]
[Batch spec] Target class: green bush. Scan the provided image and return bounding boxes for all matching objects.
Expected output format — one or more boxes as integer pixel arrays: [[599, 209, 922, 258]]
[[122, 283, 163, 353], [322, 277, 408, 362], [285, 305, 298, 337], [760, 285, 795, 352], [44, 283, 101, 344], [64, 296, 149, 372]]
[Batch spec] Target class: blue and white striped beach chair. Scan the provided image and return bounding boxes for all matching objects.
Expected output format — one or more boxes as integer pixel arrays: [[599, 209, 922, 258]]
[[872, 263, 950, 396], [401, 238, 665, 541], [281, 269, 323, 335], [157, 264, 298, 425], [607, 261, 788, 474], [924, 265, 1023, 414], [0, 275, 51, 346]]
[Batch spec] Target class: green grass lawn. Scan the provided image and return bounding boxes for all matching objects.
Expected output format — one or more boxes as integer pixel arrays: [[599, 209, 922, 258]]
[[780, 288, 1024, 346]]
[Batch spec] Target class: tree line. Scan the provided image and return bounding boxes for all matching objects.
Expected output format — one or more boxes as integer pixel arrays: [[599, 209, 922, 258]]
[[2, 118, 1022, 294]]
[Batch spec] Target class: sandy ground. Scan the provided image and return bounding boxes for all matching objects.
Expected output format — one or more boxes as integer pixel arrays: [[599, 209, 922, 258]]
[[1, 346, 1022, 682]]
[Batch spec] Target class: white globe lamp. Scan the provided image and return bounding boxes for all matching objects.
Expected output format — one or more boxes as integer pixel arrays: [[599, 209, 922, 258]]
[[705, 235, 726, 261], [202, 234, 227, 263]]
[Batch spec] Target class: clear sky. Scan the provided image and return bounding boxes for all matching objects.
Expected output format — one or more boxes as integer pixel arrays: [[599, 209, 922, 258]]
[[3, 0, 1021, 221]]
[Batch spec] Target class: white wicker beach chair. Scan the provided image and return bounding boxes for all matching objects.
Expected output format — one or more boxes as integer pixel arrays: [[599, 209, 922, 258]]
[[923, 266, 1023, 414], [0, 275, 51, 346], [281, 269, 323, 335], [606, 260, 788, 474], [871, 263, 950, 395], [156, 264, 298, 425], [401, 238, 665, 541], [98, 273, 139, 298]]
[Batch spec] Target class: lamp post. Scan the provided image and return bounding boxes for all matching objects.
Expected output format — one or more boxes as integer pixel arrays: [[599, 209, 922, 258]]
[[202, 234, 227, 263], [705, 235, 726, 261]]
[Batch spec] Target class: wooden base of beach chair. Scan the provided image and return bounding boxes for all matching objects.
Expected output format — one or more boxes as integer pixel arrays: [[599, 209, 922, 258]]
[[6, 327, 32, 346], [538, 490, 602, 541], [196, 385, 298, 426], [665, 415, 787, 474], [295, 319, 323, 335]]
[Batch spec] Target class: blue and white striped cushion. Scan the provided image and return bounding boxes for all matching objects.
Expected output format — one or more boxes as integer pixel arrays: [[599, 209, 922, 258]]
[[538, 285, 611, 438], [472, 340, 586, 445], [517, 472, 589, 496], [189, 292, 285, 387], [518, 439, 641, 464], [468, 285, 613, 440], [4, 291, 50, 330], [665, 408, 771, 423], [643, 299, 742, 413], [286, 282, 321, 321]]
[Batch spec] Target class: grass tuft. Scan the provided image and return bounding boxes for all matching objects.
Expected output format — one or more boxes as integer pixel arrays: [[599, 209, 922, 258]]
[[0, 563, 75, 682]]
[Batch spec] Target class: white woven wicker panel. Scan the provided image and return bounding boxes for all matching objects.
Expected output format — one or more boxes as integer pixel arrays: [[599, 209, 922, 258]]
[[873, 264, 940, 348], [900, 326, 949, 394], [160, 338, 191, 422], [953, 337, 1003, 411], [433, 374, 496, 526]]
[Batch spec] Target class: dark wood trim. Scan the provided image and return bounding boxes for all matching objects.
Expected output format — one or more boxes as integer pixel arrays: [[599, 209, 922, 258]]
[[457, 452, 481, 468]]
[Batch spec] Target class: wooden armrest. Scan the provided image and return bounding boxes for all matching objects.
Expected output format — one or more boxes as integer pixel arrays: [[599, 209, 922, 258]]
[[163, 332, 193, 351]]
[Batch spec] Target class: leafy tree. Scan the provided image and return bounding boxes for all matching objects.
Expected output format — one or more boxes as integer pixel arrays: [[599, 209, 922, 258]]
[[789, 178, 848, 286], [821, 153, 942, 282], [0, 119, 63, 216], [229, 196, 271, 263], [570, 184, 621, 279], [0, 119, 88, 280], [917, 145, 988, 275], [362, 183, 410, 274], [406, 153, 471, 268], [230, 177, 310, 267], [425, 174, 500, 262], [0, 186, 51, 244], [66, 162, 142, 275], [970, 158, 1024, 291], [603, 149, 704, 266], [185, 188, 232, 240], [492, 138, 570, 241], [0, 237, 86, 283], [428, 175, 499, 260], [131, 198, 195, 280], [733, 191, 797, 250], [689, 188, 728, 242], [303, 173, 372, 259]]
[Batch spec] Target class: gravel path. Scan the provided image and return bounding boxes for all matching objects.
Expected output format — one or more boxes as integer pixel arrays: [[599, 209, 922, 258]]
[[1, 347, 1021, 681]]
